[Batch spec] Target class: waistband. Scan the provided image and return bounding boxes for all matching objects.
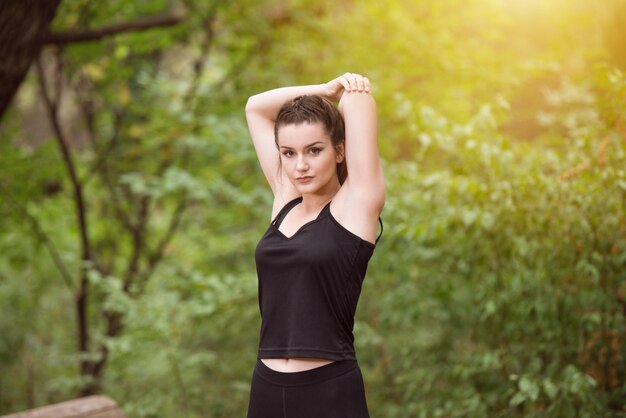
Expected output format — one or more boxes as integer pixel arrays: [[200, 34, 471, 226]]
[[254, 358, 358, 387]]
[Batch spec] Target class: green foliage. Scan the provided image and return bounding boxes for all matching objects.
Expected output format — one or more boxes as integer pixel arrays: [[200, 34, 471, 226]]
[[1, 0, 625, 417], [359, 65, 626, 417]]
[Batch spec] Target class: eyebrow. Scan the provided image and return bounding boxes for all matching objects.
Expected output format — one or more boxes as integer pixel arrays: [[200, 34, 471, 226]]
[[279, 141, 326, 150]]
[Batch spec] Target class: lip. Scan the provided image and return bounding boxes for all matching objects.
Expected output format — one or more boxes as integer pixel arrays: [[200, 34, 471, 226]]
[[296, 176, 313, 183]]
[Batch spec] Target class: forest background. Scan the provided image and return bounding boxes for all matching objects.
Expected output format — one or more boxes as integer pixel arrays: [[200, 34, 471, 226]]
[[0, 0, 625, 417]]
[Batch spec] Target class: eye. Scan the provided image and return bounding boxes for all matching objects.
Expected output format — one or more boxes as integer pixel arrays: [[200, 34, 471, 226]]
[[282, 150, 294, 157], [309, 147, 322, 155]]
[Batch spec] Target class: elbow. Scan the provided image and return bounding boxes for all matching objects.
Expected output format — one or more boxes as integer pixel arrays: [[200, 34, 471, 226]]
[[245, 93, 264, 115], [245, 96, 256, 114]]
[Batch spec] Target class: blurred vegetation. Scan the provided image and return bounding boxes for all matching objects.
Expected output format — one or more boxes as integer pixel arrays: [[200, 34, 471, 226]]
[[1, 0, 625, 417]]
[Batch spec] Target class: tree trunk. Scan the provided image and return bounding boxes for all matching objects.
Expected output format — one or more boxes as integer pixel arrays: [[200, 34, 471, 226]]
[[0, 0, 62, 121]]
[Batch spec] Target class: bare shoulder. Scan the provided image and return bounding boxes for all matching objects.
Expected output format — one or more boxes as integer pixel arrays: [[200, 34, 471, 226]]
[[329, 182, 386, 245], [269, 181, 301, 221]]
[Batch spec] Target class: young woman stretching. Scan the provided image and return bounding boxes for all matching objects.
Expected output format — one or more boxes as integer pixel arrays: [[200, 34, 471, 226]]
[[244, 72, 385, 417]]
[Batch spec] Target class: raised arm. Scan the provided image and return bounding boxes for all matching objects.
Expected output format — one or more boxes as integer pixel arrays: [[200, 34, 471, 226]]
[[337, 77, 385, 216]]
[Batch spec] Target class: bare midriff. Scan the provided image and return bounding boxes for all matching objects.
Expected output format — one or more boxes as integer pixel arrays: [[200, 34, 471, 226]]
[[260, 357, 336, 372]]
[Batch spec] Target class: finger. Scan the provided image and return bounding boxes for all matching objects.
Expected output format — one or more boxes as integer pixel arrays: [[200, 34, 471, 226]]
[[364, 77, 371, 92], [342, 72, 352, 91], [335, 74, 346, 90], [350, 73, 365, 92], [339, 75, 351, 91], [339, 77, 351, 92], [355, 76, 364, 92], [349, 75, 359, 92]]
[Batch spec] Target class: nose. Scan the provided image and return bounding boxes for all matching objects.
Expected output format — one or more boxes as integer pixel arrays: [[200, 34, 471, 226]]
[[296, 155, 308, 172]]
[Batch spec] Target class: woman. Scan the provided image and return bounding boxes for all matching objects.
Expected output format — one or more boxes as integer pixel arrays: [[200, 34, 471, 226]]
[[244, 72, 385, 417]]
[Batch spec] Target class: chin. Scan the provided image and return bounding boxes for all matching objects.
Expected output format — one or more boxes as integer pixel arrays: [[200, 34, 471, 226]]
[[294, 182, 318, 193], [295, 184, 315, 193]]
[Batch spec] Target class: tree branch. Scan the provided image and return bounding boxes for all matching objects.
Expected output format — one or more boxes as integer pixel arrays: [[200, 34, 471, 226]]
[[136, 194, 188, 295], [44, 13, 186, 46], [35, 53, 92, 263], [121, 194, 151, 292], [36, 52, 94, 378], [183, 8, 218, 106], [84, 106, 136, 233], [0, 182, 75, 289]]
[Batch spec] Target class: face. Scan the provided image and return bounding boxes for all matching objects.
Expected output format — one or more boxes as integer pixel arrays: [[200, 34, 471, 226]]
[[277, 122, 344, 194]]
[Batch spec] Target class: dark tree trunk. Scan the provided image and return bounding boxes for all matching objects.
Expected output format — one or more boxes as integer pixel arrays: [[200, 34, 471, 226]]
[[0, 0, 62, 121]]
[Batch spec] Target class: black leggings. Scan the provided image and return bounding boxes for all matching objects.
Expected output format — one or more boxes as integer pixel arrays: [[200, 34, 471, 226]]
[[246, 358, 371, 418]]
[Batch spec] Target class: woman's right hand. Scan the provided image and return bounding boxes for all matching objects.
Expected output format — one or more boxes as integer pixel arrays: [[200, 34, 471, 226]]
[[325, 72, 371, 102]]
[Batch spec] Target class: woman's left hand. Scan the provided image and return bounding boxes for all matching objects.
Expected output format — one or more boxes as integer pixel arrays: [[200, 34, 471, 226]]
[[325, 72, 370, 101]]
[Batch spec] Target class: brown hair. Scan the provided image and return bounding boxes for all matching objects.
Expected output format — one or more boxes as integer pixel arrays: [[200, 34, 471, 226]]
[[274, 95, 347, 184]]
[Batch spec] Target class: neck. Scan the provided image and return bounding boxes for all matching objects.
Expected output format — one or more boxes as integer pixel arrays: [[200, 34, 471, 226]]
[[299, 179, 341, 212]]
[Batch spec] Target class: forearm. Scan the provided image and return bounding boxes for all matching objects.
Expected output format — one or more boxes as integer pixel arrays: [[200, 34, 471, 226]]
[[338, 90, 376, 120], [245, 84, 328, 121]]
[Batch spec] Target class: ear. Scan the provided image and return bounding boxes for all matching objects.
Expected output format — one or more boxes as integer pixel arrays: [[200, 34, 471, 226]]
[[334, 143, 345, 163]]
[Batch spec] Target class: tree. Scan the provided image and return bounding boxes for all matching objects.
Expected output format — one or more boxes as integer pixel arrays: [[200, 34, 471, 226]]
[[0, 0, 61, 119], [1, 0, 216, 397]]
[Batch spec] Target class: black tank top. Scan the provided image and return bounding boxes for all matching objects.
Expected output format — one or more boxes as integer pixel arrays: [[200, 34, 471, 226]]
[[254, 196, 383, 361]]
